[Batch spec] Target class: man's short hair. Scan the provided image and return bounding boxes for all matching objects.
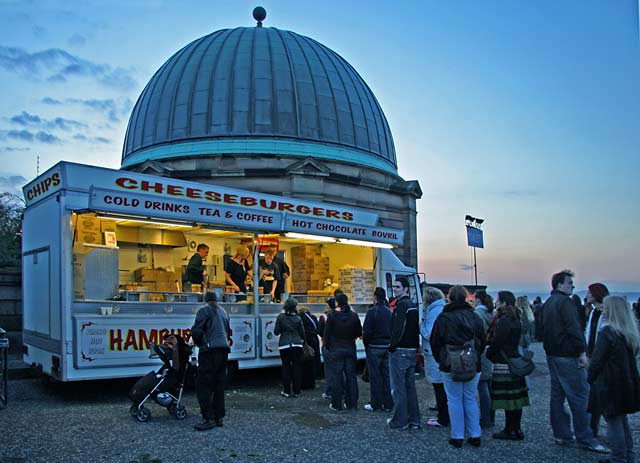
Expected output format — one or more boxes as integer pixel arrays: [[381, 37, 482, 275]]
[[395, 276, 410, 291], [197, 243, 209, 252], [551, 269, 574, 290], [204, 291, 217, 303], [373, 287, 386, 302], [448, 285, 469, 304]]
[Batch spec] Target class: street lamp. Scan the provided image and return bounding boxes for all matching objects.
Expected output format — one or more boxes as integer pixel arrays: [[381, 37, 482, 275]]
[[465, 215, 485, 286]]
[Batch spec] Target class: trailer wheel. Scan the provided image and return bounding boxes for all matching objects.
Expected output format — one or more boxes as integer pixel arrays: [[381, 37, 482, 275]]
[[175, 406, 187, 420], [136, 406, 150, 422], [129, 405, 138, 417]]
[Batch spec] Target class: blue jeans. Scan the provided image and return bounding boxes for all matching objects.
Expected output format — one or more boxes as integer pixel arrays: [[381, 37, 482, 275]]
[[388, 348, 420, 428], [605, 414, 635, 463], [478, 379, 493, 427], [326, 348, 358, 410], [546, 355, 597, 446], [442, 372, 481, 439], [366, 347, 393, 410]]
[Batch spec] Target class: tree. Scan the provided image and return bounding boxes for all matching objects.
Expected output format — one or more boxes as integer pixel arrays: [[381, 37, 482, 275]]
[[0, 193, 24, 268]]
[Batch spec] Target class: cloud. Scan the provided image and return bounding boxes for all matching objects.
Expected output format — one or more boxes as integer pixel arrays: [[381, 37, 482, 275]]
[[67, 33, 87, 47], [1, 129, 61, 144], [72, 134, 112, 144], [0, 46, 137, 90], [9, 111, 88, 131], [42, 96, 132, 123], [0, 147, 30, 153], [0, 175, 27, 195], [458, 264, 474, 271], [41, 97, 62, 105]]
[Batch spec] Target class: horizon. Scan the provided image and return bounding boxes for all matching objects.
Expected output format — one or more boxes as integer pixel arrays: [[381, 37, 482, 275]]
[[1, 1, 639, 291]]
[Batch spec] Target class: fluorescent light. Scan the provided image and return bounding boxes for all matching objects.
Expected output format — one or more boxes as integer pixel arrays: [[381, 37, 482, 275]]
[[95, 214, 193, 228], [338, 239, 394, 249], [284, 232, 336, 242]]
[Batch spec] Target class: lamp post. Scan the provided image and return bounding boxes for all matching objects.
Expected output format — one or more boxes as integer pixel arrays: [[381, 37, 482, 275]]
[[465, 215, 485, 286]]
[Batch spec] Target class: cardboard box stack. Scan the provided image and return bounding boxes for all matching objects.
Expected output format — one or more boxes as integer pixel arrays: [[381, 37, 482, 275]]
[[74, 213, 103, 246], [338, 267, 375, 303], [133, 268, 178, 292], [291, 245, 330, 292]]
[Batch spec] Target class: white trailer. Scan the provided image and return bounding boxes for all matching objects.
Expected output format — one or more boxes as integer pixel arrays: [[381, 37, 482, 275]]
[[22, 162, 422, 381]]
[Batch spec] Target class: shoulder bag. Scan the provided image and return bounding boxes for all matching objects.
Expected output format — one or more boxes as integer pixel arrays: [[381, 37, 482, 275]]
[[501, 349, 535, 377]]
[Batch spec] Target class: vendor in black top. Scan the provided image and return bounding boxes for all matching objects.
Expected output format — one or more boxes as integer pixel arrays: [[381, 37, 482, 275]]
[[268, 243, 290, 303], [184, 243, 209, 290], [259, 250, 280, 302], [225, 245, 250, 297]]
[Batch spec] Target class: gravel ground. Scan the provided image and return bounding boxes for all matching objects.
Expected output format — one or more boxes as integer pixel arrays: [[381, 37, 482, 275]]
[[1, 342, 638, 463]]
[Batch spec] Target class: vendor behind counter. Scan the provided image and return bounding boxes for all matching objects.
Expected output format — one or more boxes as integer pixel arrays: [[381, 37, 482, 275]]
[[259, 250, 280, 302], [183, 243, 209, 290]]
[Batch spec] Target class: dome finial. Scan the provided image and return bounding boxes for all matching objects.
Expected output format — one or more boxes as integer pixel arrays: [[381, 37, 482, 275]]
[[253, 6, 267, 27]]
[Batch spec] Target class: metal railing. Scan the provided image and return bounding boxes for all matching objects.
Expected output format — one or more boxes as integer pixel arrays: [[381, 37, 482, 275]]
[[0, 327, 8, 407]]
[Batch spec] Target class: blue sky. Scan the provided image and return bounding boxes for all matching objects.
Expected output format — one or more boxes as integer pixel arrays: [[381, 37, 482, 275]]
[[1, 0, 638, 293]]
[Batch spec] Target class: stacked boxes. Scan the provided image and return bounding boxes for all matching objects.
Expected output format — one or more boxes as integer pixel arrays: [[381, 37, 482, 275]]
[[291, 245, 330, 292], [74, 213, 103, 245], [133, 268, 178, 292], [338, 267, 375, 304]]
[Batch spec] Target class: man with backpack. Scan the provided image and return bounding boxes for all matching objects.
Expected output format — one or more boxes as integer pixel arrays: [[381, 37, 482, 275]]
[[191, 291, 231, 431], [430, 285, 486, 448]]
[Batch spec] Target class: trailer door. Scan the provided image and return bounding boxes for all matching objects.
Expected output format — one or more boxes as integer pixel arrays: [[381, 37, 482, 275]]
[[23, 248, 51, 336]]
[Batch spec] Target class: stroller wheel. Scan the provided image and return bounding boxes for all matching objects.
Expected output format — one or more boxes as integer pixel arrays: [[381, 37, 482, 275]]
[[175, 406, 187, 420], [129, 405, 138, 417], [136, 406, 150, 422], [167, 403, 177, 415]]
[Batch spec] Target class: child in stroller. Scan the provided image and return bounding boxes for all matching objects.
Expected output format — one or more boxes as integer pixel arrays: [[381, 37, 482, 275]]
[[129, 333, 192, 422]]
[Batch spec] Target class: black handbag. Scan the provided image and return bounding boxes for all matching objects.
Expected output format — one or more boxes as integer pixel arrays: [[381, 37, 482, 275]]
[[501, 350, 535, 377], [302, 343, 315, 361]]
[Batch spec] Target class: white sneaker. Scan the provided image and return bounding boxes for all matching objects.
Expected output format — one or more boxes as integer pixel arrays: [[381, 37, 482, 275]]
[[321, 393, 330, 400], [329, 404, 340, 412], [280, 391, 290, 398], [364, 404, 374, 411]]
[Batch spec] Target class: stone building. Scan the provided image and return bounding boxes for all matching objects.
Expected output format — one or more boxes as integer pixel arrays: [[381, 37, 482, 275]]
[[121, 10, 421, 267]]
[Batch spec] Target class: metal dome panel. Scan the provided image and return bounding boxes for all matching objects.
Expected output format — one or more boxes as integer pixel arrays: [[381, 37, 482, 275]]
[[122, 26, 397, 172]]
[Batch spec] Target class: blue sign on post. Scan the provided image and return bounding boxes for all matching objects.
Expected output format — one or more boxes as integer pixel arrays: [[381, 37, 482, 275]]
[[466, 226, 484, 249]]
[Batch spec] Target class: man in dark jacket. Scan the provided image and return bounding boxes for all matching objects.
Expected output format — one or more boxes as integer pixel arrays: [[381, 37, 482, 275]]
[[183, 243, 208, 290], [323, 293, 362, 411], [387, 276, 420, 430], [269, 244, 290, 303], [191, 291, 231, 431], [362, 287, 393, 411], [540, 270, 607, 453]]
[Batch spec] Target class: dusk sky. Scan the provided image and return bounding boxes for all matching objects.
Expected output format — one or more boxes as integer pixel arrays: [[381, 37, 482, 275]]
[[1, 0, 638, 293]]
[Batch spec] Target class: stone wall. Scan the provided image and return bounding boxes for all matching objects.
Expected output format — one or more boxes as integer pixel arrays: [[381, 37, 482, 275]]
[[0, 270, 22, 354]]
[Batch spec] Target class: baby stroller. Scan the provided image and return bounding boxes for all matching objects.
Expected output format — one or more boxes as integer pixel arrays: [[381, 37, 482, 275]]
[[128, 334, 192, 422]]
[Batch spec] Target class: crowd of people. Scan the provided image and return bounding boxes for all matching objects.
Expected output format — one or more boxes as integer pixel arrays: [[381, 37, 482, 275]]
[[188, 270, 640, 463]]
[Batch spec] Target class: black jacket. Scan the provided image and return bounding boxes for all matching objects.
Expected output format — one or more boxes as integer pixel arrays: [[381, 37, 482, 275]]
[[362, 302, 392, 348], [184, 253, 204, 284], [323, 308, 362, 351], [486, 312, 522, 364], [430, 301, 486, 373], [587, 326, 640, 417], [389, 295, 420, 351], [300, 310, 320, 350], [541, 290, 586, 357], [274, 313, 305, 348]]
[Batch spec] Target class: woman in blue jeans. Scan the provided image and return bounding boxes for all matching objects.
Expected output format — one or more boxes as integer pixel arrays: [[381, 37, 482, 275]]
[[430, 285, 486, 448], [588, 295, 640, 463]]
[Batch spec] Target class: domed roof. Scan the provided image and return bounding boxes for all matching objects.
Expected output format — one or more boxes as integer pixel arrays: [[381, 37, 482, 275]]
[[121, 25, 397, 173]]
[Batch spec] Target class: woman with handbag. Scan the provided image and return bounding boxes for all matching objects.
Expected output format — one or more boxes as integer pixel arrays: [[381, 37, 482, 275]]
[[587, 295, 640, 463], [486, 291, 530, 440], [274, 298, 306, 397]]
